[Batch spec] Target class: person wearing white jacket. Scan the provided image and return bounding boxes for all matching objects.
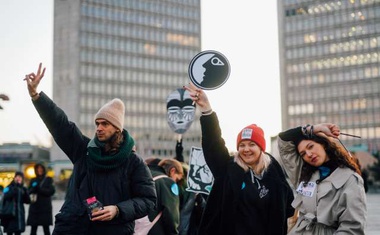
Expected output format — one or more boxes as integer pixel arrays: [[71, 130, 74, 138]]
[[277, 123, 367, 234]]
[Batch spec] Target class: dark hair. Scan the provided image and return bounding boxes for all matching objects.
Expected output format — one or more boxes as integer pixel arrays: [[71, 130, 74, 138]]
[[351, 152, 362, 169], [34, 162, 47, 176], [145, 157, 161, 166], [298, 134, 361, 184], [158, 158, 184, 176], [104, 130, 124, 154]]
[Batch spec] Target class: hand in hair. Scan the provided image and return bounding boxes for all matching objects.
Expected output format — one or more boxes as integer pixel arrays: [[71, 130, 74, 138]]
[[313, 123, 340, 138]]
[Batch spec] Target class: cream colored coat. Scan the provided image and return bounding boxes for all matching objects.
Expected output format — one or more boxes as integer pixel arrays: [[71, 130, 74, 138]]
[[278, 137, 367, 235]]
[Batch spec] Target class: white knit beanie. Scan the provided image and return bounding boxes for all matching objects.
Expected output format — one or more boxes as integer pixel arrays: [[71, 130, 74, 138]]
[[94, 98, 125, 131]]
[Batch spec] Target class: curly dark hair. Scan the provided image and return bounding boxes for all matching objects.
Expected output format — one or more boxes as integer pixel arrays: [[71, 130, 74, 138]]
[[298, 134, 361, 184]]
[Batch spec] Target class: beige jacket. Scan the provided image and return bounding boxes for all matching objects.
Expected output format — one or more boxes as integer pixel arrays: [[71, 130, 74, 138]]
[[278, 137, 367, 235]]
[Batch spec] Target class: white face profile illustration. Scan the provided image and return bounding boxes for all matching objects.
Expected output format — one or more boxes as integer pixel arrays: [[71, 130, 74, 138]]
[[166, 88, 196, 134], [188, 50, 230, 90]]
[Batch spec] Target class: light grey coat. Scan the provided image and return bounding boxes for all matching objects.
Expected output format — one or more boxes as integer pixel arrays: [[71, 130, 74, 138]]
[[278, 137, 367, 235]]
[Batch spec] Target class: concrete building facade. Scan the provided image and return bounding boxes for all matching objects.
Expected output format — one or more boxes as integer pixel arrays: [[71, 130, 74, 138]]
[[52, 0, 202, 161], [277, 0, 380, 153]]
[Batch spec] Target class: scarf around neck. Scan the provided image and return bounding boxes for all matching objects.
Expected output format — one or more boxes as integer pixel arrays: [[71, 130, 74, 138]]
[[87, 130, 135, 171], [317, 160, 338, 181]]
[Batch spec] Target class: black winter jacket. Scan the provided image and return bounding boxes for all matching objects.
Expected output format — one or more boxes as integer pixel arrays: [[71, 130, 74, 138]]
[[148, 166, 180, 235], [33, 92, 157, 235], [1, 182, 30, 233], [198, 113, 294, 235], [27, 173, 55, 226]]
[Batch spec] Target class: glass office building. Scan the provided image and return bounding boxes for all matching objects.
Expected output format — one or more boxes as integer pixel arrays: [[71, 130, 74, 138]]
[[52, 0, 201, 160], [277, 0, 380, 153]]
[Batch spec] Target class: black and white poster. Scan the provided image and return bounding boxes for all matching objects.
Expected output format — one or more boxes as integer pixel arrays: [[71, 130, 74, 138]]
[[186, 147, 214, 195]]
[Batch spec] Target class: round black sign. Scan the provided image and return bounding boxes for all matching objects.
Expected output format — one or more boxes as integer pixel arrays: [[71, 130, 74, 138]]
[[188, 50, 230, 90]]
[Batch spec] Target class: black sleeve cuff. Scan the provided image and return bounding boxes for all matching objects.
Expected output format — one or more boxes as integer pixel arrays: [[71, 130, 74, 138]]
[[278, 126, 305, 146]]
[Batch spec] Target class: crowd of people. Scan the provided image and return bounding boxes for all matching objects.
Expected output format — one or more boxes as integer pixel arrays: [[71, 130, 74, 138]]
[[0, 164, 56, 235], [0, 63, 368, 234]]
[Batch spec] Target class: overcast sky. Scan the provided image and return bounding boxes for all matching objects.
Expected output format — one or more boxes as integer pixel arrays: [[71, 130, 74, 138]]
[[0, 0, 281, 153]]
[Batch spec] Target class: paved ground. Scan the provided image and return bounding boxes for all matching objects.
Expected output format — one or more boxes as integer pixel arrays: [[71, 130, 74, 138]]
[[365, 193, 380, 235], [16, 193, 380, 234]]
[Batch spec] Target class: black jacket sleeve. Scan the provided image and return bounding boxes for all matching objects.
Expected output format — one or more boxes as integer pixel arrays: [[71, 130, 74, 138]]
[[32, 92, 89, 163], [199, 112, 231, 178], [278, 126, 309, 149]]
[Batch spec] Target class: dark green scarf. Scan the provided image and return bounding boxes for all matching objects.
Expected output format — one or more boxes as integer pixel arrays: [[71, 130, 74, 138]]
[[87, 130, 135, 171]]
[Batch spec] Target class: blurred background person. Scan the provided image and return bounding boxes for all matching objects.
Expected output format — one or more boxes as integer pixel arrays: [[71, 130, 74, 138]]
[[27, 162, 56, 235], [0, 185, 3, 235], [142, 158, 183, 235], [1, 172, 30, 235]]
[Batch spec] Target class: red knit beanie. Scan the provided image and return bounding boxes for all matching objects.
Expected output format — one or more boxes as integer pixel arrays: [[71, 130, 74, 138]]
[[236, 124, 266, 151]]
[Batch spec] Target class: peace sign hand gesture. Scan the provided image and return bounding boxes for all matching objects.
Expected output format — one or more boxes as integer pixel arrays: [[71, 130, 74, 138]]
[[24, 63, 46, 100]]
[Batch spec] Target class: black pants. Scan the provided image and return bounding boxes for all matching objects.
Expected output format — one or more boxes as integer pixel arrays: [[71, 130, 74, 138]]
[[30, 225, 50, 235]]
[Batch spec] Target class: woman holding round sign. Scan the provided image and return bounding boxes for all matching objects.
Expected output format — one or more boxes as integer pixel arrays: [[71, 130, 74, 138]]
[[183, 80, 294, 234]]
